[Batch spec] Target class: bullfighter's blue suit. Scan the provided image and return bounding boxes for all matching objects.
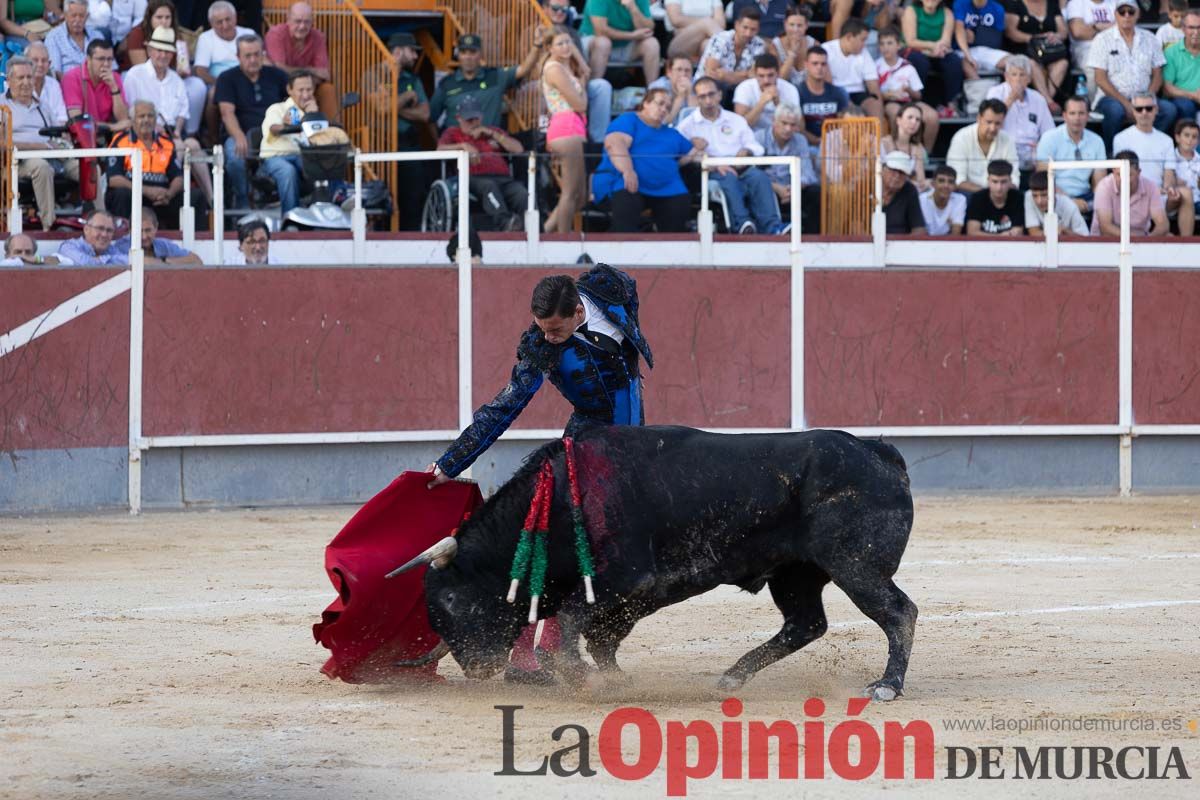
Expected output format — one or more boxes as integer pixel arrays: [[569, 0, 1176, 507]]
[[437, 264, 653, 478]]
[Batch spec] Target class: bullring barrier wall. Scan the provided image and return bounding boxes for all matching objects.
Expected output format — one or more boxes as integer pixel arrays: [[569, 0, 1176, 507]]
[[2, 264, 1198, 511]]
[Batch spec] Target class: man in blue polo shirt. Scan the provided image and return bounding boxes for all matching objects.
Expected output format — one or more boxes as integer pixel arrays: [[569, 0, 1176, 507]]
[[954, 0, 1010, 75], [1035, 95, 1107, 212]]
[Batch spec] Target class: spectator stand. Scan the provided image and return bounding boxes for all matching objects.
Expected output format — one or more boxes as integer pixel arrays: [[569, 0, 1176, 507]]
[[262, 0, 400, 228]]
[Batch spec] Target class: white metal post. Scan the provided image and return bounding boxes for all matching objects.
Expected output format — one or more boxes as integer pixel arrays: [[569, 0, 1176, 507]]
[[1045, 165, 1059, 268], [352, 149, 366, 263], [1118, 160, 1133, 496], [180, 146, 195, 250], [212, 144, 225, 265], [872, 155, 885, 266], [8, 157, 22, 234], [789, 157, 805, 430], [525, 151, 540, 260], [456, 151, 472, 436], [128, 151, 145, 514], [699, 165, 713, 264]]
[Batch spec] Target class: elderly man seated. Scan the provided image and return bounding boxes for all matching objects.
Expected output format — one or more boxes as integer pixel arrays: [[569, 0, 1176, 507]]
[[984, 56, 1054, 176], [45, 0, 106, 78], [122, 27, 214, 207], [260, 70, 321, 216], [115, 206, 204, 265], [265, 1, 339, 122], [2, 234, 67, 266], [195, 1, 256, 143], [753, 103, 821, 233], [880, 151, 926, 235], [436, 96, 528, 232], [59, 210, 129, 265], [107, 100, 185, 228], [1, 57, 80, 231]]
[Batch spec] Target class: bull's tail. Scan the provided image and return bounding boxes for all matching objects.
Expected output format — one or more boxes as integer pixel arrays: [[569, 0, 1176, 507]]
[[863, 437, 908, 475]]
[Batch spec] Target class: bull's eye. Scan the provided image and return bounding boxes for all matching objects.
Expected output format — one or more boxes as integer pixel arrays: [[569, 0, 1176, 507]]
[[443, 591, 456, 610]]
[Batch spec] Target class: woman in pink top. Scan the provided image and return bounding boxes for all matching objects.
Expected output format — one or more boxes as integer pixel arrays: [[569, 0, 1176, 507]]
[[541, 27, 588, 233]]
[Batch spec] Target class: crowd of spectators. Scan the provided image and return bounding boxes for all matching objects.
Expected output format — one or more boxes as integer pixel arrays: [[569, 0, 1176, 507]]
[[6, 0, 1200, 253]]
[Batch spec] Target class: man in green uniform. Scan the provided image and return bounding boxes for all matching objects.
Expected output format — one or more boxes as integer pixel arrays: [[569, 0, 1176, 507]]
[[428, 33, 543, 130]]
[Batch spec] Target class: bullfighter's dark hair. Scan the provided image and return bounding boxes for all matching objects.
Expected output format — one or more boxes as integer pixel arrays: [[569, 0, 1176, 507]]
[[530, 275, 580, 319]]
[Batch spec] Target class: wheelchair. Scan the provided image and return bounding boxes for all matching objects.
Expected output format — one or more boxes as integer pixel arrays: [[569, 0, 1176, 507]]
[[421, 174, 471, 232], [707, 178, 784, 233]]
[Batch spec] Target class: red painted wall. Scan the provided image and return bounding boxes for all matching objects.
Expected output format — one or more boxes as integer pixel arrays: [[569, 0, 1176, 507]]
[[1, 266, 1196, 452]]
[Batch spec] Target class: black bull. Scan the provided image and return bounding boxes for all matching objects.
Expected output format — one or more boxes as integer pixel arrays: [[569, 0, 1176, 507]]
[[408, 426, 917, 700]]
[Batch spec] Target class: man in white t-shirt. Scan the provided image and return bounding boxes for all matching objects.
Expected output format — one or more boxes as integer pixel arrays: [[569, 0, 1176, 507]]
[[920, 165, 967, 235], [1024, 170, 1090, 236], [733, 52, 800, 132], [1112, 92, 1193, 234], [822, 18, 882, 126], [1065, 0, 1116, 74]]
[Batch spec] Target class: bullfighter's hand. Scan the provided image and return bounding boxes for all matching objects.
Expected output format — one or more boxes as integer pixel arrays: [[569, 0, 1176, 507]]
[[426, 463, 452, 488]]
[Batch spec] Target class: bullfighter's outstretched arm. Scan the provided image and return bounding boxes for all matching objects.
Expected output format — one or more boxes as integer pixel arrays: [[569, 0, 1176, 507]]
[[434, 352, 545, 479]]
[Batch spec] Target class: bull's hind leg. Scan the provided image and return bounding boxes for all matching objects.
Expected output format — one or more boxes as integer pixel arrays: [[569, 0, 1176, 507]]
[[716, 563, 830, 690], [834, 576, 917, 701]]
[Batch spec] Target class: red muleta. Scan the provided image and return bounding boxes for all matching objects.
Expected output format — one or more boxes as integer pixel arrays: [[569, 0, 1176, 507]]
[[312, 471, 482, 682]]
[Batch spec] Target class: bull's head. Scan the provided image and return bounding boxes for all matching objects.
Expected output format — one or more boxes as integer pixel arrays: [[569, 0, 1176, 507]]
[[389, 537, 528, 680]]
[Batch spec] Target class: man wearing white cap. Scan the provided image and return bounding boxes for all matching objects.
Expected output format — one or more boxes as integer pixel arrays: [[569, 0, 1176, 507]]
[[123, 26, 214, 208], [881, 150, 927, 234]]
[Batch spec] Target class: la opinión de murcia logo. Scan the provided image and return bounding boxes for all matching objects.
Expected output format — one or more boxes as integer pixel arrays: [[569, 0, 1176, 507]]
[[497, 697, 935, 795], [495, 700, 1193, 795]]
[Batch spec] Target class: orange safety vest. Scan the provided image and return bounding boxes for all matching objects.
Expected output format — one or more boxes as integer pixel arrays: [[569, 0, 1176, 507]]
[[110, 130, 176, 186]]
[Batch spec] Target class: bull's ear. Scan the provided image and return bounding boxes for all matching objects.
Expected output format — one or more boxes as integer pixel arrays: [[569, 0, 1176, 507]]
[[385, 536, 459, 578]]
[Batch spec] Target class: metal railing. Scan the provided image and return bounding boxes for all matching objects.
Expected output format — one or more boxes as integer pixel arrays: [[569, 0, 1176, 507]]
[[0, 106, 11, 225]]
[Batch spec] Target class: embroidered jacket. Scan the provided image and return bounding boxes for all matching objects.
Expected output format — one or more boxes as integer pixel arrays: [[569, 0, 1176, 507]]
[[436, 264, 653, 477]]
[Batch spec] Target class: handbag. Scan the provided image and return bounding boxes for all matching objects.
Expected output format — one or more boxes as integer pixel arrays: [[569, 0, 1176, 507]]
[[1028, 35, 1068, 65]]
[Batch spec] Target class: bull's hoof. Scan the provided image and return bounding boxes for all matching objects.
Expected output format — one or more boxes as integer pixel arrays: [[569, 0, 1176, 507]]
[[863, 681, 900, 701], [716, 673, 746, 691]]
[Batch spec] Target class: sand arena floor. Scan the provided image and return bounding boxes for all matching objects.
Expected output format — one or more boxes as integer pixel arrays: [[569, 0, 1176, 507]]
[[2, 496, 1199, 799]]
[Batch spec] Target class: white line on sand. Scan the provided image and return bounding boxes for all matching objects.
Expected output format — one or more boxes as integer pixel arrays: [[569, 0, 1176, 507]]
[[904, 553, 1200, 568], [828, 598, 1200, 629]]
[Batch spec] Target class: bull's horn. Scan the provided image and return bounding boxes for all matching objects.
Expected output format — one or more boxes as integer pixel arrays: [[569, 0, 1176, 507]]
[[385, 536, 458, 578], [393, 640, 450, 668]]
